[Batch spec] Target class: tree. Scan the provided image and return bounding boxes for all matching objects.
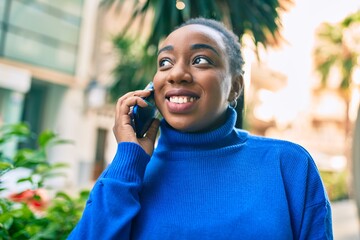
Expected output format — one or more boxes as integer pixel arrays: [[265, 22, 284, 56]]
[[102, 0, 292, 50], [101, 0, 294, 128], [313, 10, 360, 216], [313, 10, 360, 137]]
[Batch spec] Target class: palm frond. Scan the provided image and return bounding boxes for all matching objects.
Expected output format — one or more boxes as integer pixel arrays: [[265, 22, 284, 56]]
[[313, 10, 360, 89], [102, 0, 293, 50]]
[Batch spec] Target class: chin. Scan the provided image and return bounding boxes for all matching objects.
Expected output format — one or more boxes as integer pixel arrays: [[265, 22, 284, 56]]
[[168, 120, 211, 133], [167, 121, 194, 132]]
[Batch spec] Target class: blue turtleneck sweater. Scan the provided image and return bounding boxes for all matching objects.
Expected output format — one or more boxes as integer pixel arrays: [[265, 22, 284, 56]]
[[68, 108, 333, 239]]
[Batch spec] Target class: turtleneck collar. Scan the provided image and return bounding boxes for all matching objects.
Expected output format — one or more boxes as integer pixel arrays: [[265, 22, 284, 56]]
[[155, 107, 248, 155]]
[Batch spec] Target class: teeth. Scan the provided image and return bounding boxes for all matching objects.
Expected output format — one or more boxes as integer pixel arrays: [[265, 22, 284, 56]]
[[169, 96, 197, 104]]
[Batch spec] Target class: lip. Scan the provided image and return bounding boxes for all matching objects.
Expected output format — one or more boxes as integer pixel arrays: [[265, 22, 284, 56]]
[[165, 89, 200, 98]]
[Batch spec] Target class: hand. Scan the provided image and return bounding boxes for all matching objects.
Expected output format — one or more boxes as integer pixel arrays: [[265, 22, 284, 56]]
[[113, 90, 160, 156]]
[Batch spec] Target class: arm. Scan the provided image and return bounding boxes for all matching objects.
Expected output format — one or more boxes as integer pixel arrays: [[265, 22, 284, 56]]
[[298, 157, 333, 240], [68, 143, 150, 239], [300, 200, 333, 240], [68, 89, 160, 239], [280, 144, 333, 239]]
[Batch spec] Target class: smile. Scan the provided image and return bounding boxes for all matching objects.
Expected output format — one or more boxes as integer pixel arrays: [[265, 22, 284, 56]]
[[164, 89, 200, 112], [168, 96, 198, 104]]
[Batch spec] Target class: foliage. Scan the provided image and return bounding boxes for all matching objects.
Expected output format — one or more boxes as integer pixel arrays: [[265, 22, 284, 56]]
[[101, 0, 293, 50], [109, 36, 157, 101], [0, 123, 89, 240], [313, 10, 360, 138], [320, 170, 349, 202], [313, 10, 360, 92]]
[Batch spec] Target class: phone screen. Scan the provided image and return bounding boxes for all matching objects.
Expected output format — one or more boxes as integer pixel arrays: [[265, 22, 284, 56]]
[[130, 83, 159, 138]]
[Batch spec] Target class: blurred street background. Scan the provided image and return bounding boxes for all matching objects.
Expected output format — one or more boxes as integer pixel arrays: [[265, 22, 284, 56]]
[[332, 199, 359, 239], [1, 0, 360, 239]]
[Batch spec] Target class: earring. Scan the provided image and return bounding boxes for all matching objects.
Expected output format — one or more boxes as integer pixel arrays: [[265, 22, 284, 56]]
[[229, 92, 238, 108], [230, 99, 237, 108]]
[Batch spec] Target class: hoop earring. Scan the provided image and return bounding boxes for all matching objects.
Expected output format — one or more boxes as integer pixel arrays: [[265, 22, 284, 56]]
[[229, 92, 238, 108], [230, 99, 237, 108]]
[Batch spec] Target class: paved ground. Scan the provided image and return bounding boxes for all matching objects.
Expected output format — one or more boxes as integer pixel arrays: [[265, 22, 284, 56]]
[[331, 198, 359, 240]]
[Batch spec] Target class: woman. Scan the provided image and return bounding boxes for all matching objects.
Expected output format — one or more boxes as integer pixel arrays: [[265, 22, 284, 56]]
[[69, 18, 333, 239]]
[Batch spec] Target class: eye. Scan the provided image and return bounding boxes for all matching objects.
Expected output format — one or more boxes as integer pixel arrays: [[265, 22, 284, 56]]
[[159, 58, 172, 68], [192, 56, 212, 65]]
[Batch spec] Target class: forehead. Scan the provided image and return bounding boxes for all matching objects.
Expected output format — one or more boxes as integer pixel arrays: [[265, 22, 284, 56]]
[[160, 24, 226, 52]]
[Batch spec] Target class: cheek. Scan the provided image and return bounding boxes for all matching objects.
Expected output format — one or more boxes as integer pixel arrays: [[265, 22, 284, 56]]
[[219, 73, 232, 99], [152, 71, 167, 92], [152, 73, 161, 94], [208, 73, 232, 102], [152, 72, 161, 86], [152, 76, 164, 110]]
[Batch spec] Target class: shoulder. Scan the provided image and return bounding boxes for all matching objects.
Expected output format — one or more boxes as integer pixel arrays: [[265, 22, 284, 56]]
[[245, 132, 311, 157], [242, 132, 316, 170]]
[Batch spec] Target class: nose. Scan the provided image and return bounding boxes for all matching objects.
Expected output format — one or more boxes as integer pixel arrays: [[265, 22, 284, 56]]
[[167, 61, 193, 84]]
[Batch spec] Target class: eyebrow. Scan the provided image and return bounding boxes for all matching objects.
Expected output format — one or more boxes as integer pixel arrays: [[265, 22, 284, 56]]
[[190, 43, 220, 56], [157, 43, 220, 56], [158, 45, 173, 55]]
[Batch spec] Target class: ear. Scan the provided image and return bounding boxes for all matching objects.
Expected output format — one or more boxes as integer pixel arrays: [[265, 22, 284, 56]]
[[228, 75, 243, 101]]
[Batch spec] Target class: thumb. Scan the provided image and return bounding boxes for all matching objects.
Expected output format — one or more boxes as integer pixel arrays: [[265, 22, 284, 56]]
[[145, 118, 160, 142]]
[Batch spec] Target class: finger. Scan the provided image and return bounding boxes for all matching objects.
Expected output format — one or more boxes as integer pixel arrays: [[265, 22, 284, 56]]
[[115, 91, 146, 116], [114, 94, 154, 142], [115, 95, 149, 121], [116, 89, 152, 110], [123, 89, 152, 99], [118, 90, 152, 104], [119, 97, 149, 116], [117, 89, 152, 110]]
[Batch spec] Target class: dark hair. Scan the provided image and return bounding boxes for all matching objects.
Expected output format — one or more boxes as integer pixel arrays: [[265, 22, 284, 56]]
[[179, 18, 245, 78]]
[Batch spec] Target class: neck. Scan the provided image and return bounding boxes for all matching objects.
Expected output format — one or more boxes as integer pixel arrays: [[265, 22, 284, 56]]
[[157, 107, 237, 147], [196, 109, 229, 133], [154, 107, 248, 158]]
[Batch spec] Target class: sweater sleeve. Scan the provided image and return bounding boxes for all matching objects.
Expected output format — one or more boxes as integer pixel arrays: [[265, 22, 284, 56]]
[[300, 200, 333, 239], [279, 143, 333, 239], [67, 142, 150, 240], [298, 157, 333, 240]]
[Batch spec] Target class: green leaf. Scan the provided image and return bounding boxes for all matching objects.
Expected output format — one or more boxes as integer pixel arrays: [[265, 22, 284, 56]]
[[38, 130, 57, 148], [0, 123, 31, 138], [2, 217, 14, 230], [17, 177, 33, 184], [55, 192, 72, 202], [79, 190, 90, 199], [0, 162, 14, 171], [13, 149, 48, 169], [51, 163, 69, 169]]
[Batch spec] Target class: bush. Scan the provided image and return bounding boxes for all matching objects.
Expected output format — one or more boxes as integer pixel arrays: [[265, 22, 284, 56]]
[[320, 170, 349, 202], [0, 123, 89, 240]]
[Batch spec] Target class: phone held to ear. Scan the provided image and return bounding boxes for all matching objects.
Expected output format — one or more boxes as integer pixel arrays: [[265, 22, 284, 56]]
[[130, 82, 160, 138]]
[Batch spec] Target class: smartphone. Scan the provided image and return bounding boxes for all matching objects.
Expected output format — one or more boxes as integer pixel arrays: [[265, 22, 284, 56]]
[[130, 82, 159, 138]]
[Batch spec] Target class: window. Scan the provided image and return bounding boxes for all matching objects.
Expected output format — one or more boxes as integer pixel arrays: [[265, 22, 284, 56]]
[[93, 128, 108, 180], [0, 0, 83, 75], [19, 81, 48, 149]]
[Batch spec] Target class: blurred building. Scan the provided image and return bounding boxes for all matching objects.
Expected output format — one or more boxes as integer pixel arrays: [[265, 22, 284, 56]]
[[246, 62, 288, 135], [0, 0, 116, 192], [247, 62, 358, 176]]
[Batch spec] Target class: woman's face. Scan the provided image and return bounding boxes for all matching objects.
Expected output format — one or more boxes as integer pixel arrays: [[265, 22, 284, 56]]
[[153, 24, 233, 132]]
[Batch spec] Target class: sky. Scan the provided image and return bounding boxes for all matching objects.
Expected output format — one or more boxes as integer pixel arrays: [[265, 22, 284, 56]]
[[254, 0, 360, 125]]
